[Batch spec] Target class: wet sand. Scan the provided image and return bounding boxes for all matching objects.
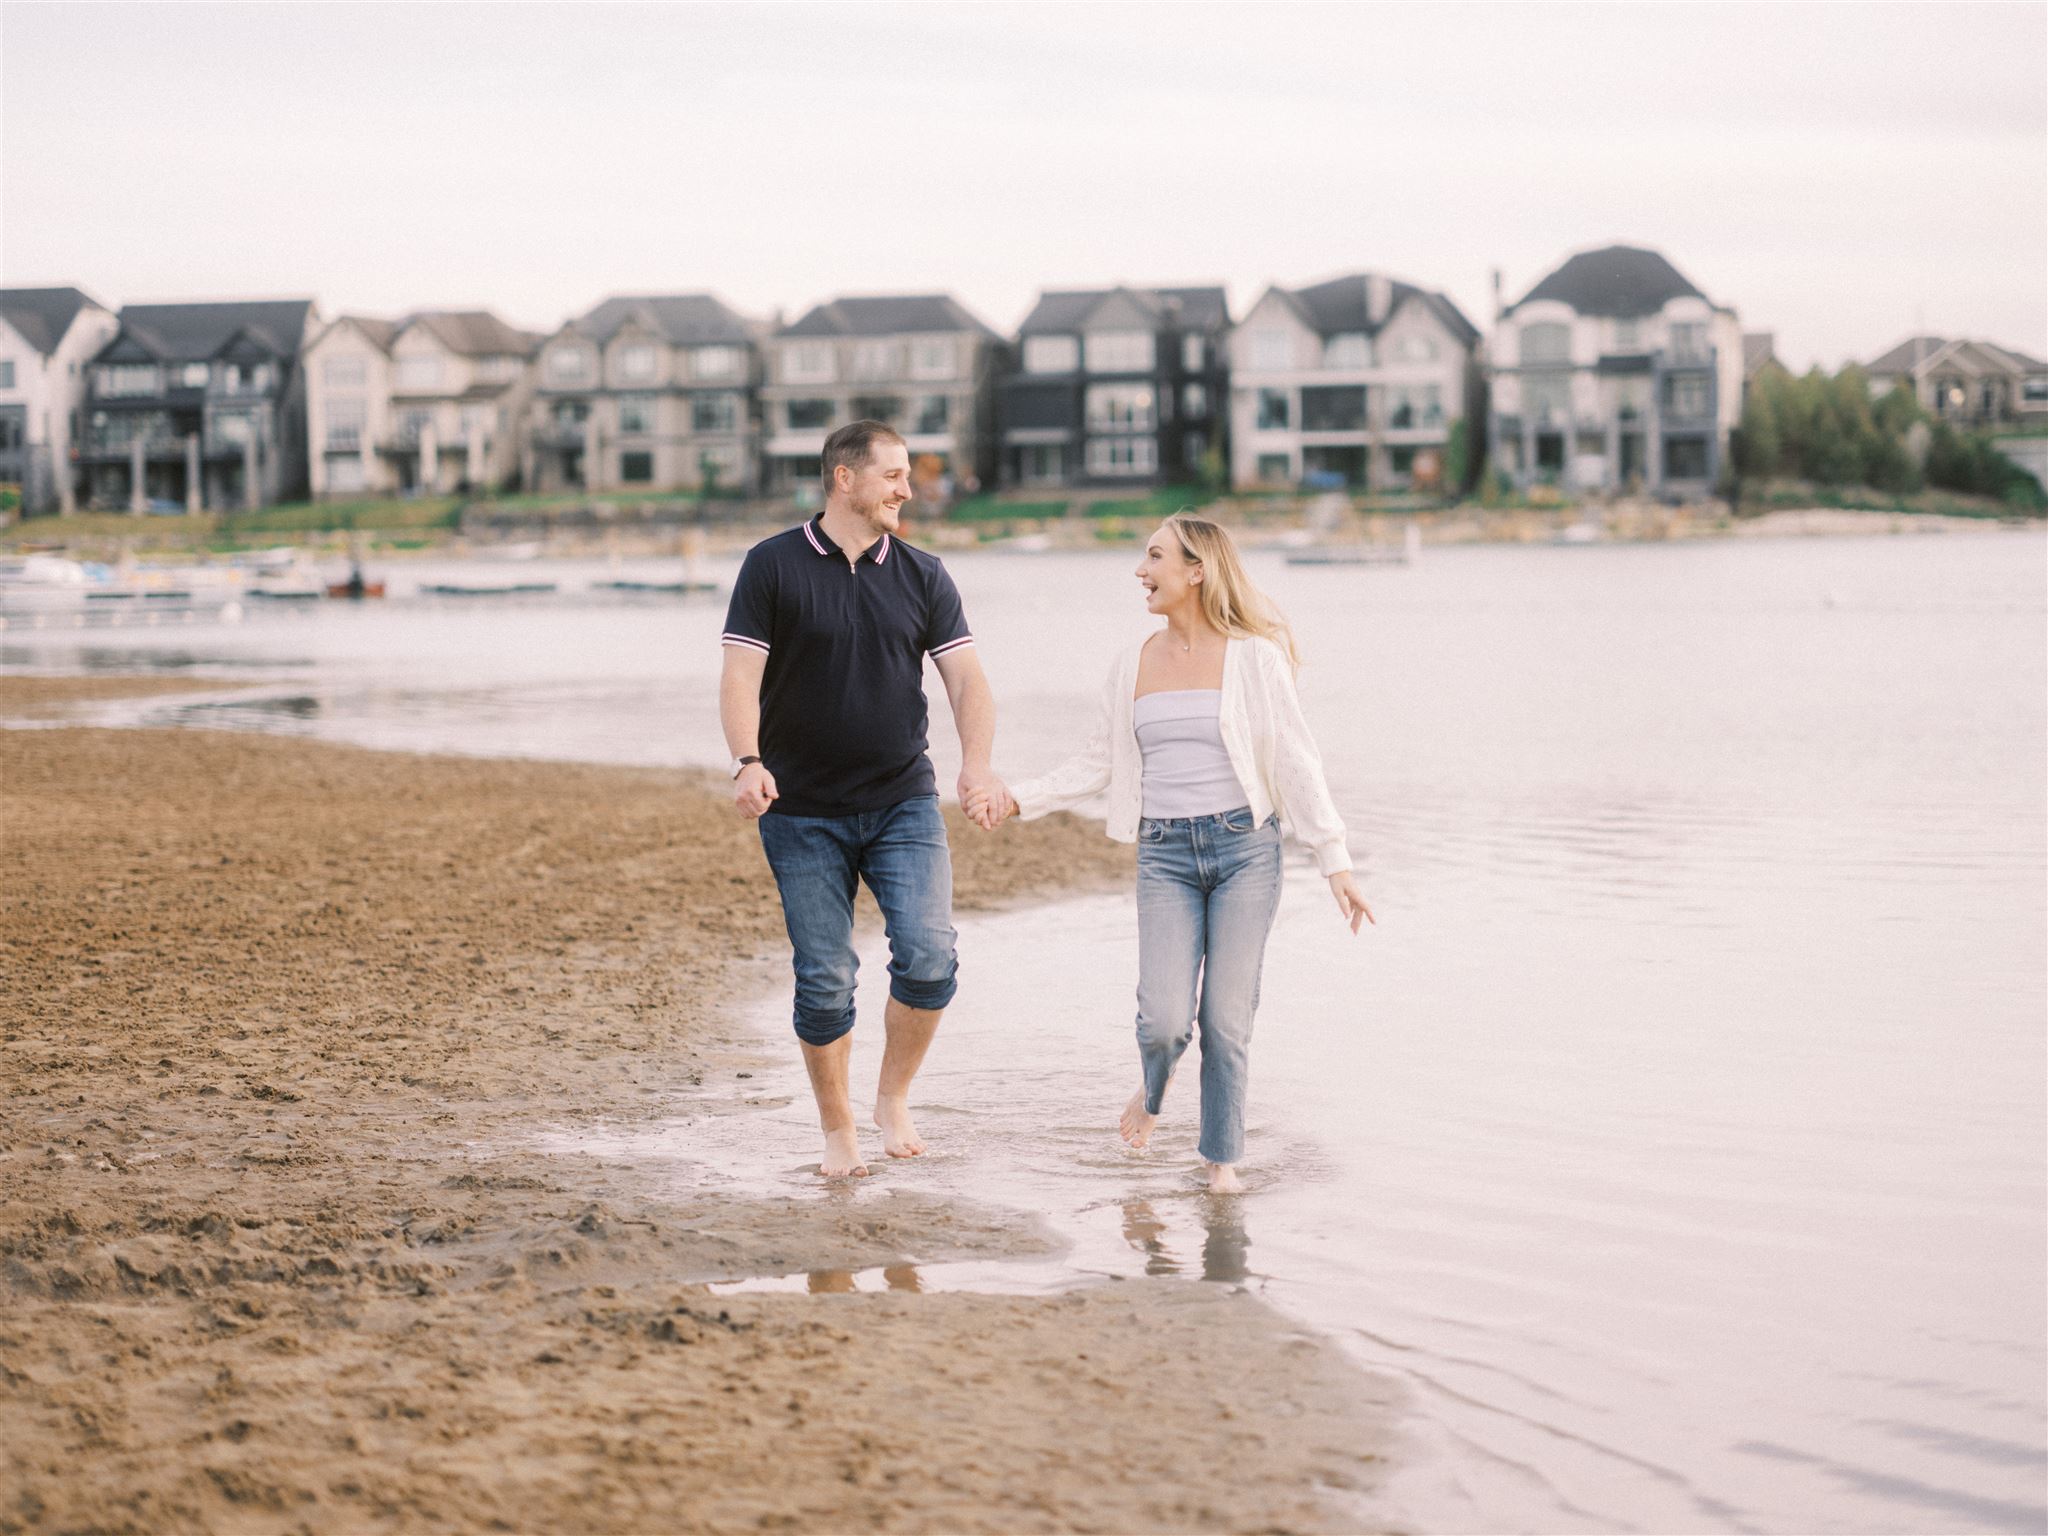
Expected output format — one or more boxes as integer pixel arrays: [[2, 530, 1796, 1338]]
[[1, 682, 1395, 1534]]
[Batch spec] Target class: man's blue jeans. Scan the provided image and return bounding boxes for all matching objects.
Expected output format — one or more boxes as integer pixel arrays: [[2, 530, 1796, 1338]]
[[757, 794, 959, 1047], [1135, 807, 1284, 1165]]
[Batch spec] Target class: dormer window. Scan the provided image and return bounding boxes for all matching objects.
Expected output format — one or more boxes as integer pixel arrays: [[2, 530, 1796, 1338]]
[[1084, 331, 1153, 373], [180, 363, 210, 389], [620, 343, 658, 381], [1613, 317, 1639, 349], [397, 355, 443, 390], [784, 342, 835, 384], [1520, 323, 1571, 365], [547, 347, 593, 384]]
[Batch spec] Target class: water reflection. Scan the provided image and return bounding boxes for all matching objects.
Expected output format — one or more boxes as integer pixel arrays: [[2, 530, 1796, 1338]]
[[805, 1264, 924, 1294], [1119, 1198, 1253, 1285]]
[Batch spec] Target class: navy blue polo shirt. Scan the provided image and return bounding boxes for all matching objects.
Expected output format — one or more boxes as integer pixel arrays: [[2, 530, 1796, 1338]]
[[722, 515, 974, 817]]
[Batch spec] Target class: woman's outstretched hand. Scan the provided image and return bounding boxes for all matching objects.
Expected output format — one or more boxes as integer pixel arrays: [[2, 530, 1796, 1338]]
[[1329, 871, 1374, 934]]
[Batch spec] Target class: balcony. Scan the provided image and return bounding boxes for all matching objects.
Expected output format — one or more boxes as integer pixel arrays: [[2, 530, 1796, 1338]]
[[536, 424, 591, 450]]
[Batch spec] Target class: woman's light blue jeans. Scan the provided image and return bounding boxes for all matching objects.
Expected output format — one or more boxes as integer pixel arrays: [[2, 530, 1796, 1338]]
[[1134, 807, 1284, 1165]]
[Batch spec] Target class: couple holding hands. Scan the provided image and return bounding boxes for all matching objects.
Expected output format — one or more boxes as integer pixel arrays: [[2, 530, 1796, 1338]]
[[719, 421, 1370, 1192]]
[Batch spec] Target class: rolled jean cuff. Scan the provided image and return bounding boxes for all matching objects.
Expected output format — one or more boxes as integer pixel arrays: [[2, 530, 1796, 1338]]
[[792, 1004, 856, 1048], [888, 969, 958, 1013]]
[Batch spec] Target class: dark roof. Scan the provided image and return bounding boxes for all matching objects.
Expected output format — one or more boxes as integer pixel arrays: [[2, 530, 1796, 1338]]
[[108, 299, 315, 362], [1865, 336, 2048, 377], [1505, 245, 1708, 319], [573, 294, 755, 347], [1273, 274, 1479, 344], [1017, 285, 1230, 335], [404, 310, 539, 357], [1864, 336, 1947, 375], [780, 294, 997, 340], [0, 286, 105, 355]]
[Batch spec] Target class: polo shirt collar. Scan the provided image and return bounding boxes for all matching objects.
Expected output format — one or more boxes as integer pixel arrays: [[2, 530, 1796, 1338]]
[[804, 514, 891, 565]]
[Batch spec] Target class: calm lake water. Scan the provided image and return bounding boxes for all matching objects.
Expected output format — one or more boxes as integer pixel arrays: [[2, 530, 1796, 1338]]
[[8, 529, 2045, 1534]]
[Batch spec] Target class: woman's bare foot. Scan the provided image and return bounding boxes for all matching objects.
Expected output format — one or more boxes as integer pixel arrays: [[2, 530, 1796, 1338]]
[[1119, 1088, 1158, 1150], [820, 1126, 869, 1178], [874, 1095, 926, 1157], [1204, 1161, 1243, 1194]]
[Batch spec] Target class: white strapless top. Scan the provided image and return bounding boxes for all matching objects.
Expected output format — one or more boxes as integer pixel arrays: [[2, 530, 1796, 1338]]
[[1132, 690, 1250, 819]]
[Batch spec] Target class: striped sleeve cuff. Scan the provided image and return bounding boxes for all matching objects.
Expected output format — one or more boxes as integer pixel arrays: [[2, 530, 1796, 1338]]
[[928, 634, 976, 659], [721, 633, 770, 655]]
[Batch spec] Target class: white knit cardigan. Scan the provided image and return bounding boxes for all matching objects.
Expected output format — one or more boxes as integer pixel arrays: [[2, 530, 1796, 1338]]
[[1010, 634, 1353, 877]]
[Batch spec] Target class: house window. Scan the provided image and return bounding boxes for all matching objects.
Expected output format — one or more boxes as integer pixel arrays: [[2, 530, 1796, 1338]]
[[1084, 331, 1154, 373], [786, 398, 834, 430], [0, 361, 14, 389], [693, 393, 738, 433], [1256, 389, 1290, 430], [1256, 452, 1291, 483], [784, 343, 835, 384], [1023, 335, 1079, 374], [1323, 333, 1370, 369], [214, 411, 256, 445], [478, 355, 519, 382], [620, 450, 655, 483], [1389, 445, 1417, 475], [1669, 323, 1707, 364], [395, 407, 432, 443], [1520, 323, 1571, 365], [179, 362, 210, 389], [910, 338, 956, 379], [1301, 386, 1366, 432], [1574, 429, 1606, 457], [1019, 443, 1064, 481], [396, 355, 442, 390], [1183, 335, 1205, 371], [323, 357, 365, 389], [620, 344, 657, 381], [1613, 318, 1639, 349], [852, 395, 903, 425], [551, 398, 589, 428], [100, 364, 159, 397], [1524, 374, 1569, 423], [853, 341, 901, 380], [1250, 330, 1291, 370], [1385, 384, 1444, 429], [1664, 374, 1710, 419], [547, 347, 592, 383], [692, 346, 742, 379], [2024, 375, 2048, 403], [1084, 383, 1156, 431], [618, 394, 656, 435], [1182, 383, 1208, 418], [1664, 435, 1710, 479], [325, 398, 365, 451], [913, 395, 950, 434], [1085, 437, 1157, 475], [1396, 335, 1440, 363]]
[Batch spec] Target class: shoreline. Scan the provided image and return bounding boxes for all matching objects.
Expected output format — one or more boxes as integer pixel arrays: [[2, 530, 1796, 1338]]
[[1, 685, 1396, 1534]]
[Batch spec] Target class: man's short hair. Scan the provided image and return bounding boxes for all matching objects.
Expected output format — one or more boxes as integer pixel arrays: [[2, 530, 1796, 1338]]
[[822, 420, 907, 496]]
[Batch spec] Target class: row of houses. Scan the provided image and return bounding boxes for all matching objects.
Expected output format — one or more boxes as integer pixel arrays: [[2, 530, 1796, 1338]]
[[5, 244, 2045, 516]]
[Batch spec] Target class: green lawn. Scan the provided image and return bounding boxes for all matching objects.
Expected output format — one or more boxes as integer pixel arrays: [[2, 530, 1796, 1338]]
[[944, 496, 1070, 523], [219, 496, 462, 534]]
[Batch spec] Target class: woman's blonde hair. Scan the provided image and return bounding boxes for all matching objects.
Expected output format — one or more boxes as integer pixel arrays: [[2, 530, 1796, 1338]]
[[1163, 512, 1301, 673]]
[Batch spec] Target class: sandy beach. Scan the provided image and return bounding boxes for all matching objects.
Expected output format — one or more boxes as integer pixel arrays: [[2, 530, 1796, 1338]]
[[1, 681, 1395, 1535]]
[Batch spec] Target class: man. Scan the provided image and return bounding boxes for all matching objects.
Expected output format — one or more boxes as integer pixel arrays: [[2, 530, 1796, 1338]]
[[720, 420, 1005, 1178]]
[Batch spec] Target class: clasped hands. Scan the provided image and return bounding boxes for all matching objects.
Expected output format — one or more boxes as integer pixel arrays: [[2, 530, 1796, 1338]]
[[958, 767, 1016, 832]]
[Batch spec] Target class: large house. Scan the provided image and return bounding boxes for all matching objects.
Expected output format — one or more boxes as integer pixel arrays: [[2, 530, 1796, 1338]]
[[0, 287, 119, 515], [305, 310, 539, 498], [760, 295, 1000, 500], [79, 299, 318, 511], [530, 295, 762, 496], [1863, 336, 2048, 429], [1227, 273, 1481, 491], [998, 285, 1230, 488], [1488, 245, 1742, 497]]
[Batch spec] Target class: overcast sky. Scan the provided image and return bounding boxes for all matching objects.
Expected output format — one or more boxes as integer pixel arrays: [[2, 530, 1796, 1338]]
[[3, 1, 2042, 370]]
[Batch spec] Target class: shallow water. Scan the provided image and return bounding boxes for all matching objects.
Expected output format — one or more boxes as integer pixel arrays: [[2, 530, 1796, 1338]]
[[9, 529, 2045, 1534]]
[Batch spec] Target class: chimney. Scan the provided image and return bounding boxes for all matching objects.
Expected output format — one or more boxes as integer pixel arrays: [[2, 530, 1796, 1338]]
[[1367, 274, 1392, 326], [1491, 268, 1504, 322]]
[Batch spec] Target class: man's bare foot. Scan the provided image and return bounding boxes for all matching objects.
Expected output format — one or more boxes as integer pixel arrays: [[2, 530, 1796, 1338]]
[[820, 1126, 869, 1178], [874, 1095, 926, 1157], [1119, 1088, 1158, 1150], [1204, 1161, 1243, 1194]]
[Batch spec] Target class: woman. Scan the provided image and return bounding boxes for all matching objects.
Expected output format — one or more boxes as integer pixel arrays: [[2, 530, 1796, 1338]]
[[975, 514, 1371, 1194]]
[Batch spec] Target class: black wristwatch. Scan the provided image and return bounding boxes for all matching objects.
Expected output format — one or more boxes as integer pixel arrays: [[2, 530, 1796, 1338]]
[[730, 754, 762, 779]]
